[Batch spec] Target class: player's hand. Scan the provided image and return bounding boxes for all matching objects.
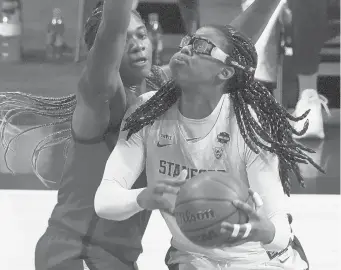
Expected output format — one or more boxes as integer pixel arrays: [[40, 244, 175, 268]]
[[137, 170, 188, 212], [220, 189, 275, 247]]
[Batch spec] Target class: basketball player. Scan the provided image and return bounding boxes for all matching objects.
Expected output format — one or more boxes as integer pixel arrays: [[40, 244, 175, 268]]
[[35, 1, 167, 269], [1, 0, 166, 269], [94, 19, 322, 270], [1, 0, 303, 269]]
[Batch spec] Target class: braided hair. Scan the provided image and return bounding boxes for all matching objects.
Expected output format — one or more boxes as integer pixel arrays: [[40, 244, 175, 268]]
[[123, 25, 324, 196], [0, 2, 162, 187]]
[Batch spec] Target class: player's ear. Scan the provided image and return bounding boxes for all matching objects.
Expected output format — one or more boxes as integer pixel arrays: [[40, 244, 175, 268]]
[[217, 67, 235, 81]]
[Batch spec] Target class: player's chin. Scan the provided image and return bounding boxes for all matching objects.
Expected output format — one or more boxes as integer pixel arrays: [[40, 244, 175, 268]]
[[170, 62, 190, 82], [132, 61, 152, 79], [173, 70, 196, 87]]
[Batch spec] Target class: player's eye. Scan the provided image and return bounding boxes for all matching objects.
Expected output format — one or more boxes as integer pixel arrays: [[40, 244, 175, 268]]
[[137, 30, 148, 40]]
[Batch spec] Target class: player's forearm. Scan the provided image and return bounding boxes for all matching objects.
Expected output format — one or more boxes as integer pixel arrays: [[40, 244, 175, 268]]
[[246, 151, 292, 251], [262, 214, 291, 251], [95, 129, 147, 220], [86, 0, 134, 87], [102, 0, 133, 33], [95, 180, 145, 221], [74, 0, 134, 138], [231, 0, 283, 44]]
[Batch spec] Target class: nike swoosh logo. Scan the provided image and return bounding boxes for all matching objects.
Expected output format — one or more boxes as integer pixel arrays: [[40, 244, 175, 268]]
[[157, 142, 172, 148], [186, 138, 200, 142]]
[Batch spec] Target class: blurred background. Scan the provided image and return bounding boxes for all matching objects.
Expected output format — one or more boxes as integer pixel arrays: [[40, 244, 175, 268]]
[[0, 0, 339, 194], [0, 0, 340, 269]]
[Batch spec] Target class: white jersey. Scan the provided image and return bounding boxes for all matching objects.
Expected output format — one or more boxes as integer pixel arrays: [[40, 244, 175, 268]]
[[101, 92, 307, 269], [143, 94, 268, 262]]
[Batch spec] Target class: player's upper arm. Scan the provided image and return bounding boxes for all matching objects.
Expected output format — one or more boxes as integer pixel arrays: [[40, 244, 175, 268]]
[[73, 73, 125, 141], [102, 128, 145, 188], [72, 1, 133, 140]]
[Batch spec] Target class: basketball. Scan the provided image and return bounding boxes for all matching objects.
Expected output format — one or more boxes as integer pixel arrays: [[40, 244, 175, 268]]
[[174, 171, 252, 248]]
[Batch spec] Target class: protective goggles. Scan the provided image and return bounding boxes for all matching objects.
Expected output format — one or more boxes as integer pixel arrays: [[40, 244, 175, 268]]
[[179, 35, 255, 74]]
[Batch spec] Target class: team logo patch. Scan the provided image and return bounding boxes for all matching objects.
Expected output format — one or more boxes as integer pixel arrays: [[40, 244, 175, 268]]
[[160, 134, 173, 141], [217, 132, 230, 144], [213, 147, 224, 159], [157, 133, 173, 147]]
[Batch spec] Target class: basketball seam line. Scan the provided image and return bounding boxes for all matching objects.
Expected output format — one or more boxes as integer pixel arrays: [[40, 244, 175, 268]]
[[176, 178, 243, 207], [225, 193, 251, 243], [176, 198, 235, 207]]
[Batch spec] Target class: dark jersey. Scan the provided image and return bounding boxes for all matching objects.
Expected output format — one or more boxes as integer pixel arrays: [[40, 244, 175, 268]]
[[48, 136, 150, 262], [48, 66, 167, 262]]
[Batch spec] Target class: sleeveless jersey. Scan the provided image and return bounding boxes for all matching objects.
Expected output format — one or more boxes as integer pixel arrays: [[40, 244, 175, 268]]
[[48, 139, 151, 262], [48, 66, 166, 262], [143, 94, 270, 262]]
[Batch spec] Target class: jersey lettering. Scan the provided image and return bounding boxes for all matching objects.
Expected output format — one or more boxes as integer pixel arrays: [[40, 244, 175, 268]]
[[159, 160, 226, 178]]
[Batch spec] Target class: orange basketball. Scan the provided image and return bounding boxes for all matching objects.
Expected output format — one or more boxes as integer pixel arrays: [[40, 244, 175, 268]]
[[174, 171, 252, 248]]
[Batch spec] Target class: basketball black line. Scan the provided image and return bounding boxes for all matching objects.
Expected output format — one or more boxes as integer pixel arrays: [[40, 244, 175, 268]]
[[175, 198, 234, 207], [176, 179, 246, 207], [238, 193, 251, 224], [176, 178, 244, 208], [210, 176, 244, 197], [181, 215, 234, 233], [225, 193, 252, 243]]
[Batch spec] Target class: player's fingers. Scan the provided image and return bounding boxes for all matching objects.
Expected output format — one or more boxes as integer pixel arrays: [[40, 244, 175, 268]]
[[232, 199, 258, 219], [241, 223, 252, 239], [160, 178, 186, 187], [162, 170, 188, 185], [177, 169, 188, 180], [248, 189, 263, 210], [154, 183, 180, 195], [220, 222, 253, 239], [154, 195, 173, 210]]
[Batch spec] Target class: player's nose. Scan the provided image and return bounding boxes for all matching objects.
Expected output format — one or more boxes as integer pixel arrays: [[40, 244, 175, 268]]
[[180, 45, 193, 56]]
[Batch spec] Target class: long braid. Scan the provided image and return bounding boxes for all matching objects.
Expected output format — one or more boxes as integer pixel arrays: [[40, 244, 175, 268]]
[[0, 92, 75, 186], [123, 25, 324, 196], [0, 66, 163, 187], [221, 26, 324, 194], [0, 2, 162, 187]]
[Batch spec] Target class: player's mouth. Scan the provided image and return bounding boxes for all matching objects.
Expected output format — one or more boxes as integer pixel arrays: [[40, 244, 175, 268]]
[[131, 57, 148, 67], [173, 54, 189, 65]]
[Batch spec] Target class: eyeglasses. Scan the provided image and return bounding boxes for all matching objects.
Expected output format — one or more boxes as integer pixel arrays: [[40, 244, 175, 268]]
[[179, 35, 255, 74]]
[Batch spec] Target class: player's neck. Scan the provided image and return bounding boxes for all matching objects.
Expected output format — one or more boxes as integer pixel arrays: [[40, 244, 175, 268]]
[[125, 79, 147, 95], [121, 71, 146, 92], [179, 86, 223, 120]]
